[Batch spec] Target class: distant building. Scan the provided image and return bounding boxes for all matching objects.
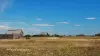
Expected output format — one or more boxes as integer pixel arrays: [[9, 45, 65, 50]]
[[40, 32, 47, 35], [7, 29, 24, 39], [0, 29, 24, 39]]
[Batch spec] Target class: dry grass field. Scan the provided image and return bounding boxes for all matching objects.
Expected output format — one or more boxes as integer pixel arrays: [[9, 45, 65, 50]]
[[0, 37, 100, 56]]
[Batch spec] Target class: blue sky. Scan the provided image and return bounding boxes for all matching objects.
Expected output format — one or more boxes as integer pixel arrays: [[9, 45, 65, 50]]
[[0, 0, 100, 35]]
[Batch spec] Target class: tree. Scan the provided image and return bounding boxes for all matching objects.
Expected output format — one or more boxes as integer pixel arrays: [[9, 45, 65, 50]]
[[54, 34, 61, 37], [24, 34, 31, 39], [68, 35, 72, 37], [63, 35, 66, 37], [95, 33, 100, 36], [76, 34, 85, 36], [46, 32, 50, 37]]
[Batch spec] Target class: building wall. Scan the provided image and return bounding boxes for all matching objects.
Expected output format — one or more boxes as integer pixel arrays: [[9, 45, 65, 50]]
[[7, 29, 24, 39], [0, 34, 13, 39]]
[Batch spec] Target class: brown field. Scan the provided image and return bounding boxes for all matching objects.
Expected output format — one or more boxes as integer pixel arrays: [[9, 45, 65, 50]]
[[0, 37, 100, 56]]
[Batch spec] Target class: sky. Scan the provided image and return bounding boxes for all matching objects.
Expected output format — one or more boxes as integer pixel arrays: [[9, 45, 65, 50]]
[[0, 0, 100, 35]]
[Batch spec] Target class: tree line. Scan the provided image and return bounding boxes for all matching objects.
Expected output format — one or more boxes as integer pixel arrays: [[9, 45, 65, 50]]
[[24, 32, 100, 39]]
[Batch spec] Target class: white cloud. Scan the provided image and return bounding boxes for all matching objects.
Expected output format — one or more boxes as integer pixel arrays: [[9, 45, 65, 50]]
[[74, 25, 80, 26], [18, 22, 29, 26], [57, 22, 69, 24], [86, 17, 96, 20], [0, 25, 10, 30], [36, 18, 42, 20], [0, 22, 54, 34], [0, 22, 12, 25], [0, 21, 29, 26], [23, 27, 54, 35], [32, 24, 54, 26], [0, 21, 31, 30], [26, 28, 41, 32], [23, 28, 41, 34], [58, 32, 61, 33]]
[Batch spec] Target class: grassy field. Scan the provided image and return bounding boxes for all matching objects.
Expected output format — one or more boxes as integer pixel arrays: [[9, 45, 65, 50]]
[[0, 37, 100, 56]]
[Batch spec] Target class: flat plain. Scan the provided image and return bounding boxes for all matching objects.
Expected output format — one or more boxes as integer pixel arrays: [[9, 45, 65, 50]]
[[0, 37, 100, 56]]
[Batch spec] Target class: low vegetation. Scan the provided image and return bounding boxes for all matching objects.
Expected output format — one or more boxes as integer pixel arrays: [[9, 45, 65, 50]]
[[0, 38, 100, 56]]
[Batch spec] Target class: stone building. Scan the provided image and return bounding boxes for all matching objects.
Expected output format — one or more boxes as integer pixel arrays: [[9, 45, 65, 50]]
[[7, 29, 24, 39], [0, 29, 24, 39]]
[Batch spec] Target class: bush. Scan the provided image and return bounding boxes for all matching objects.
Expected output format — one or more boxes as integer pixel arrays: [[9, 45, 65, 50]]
[[24, 35, 31, 39]]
